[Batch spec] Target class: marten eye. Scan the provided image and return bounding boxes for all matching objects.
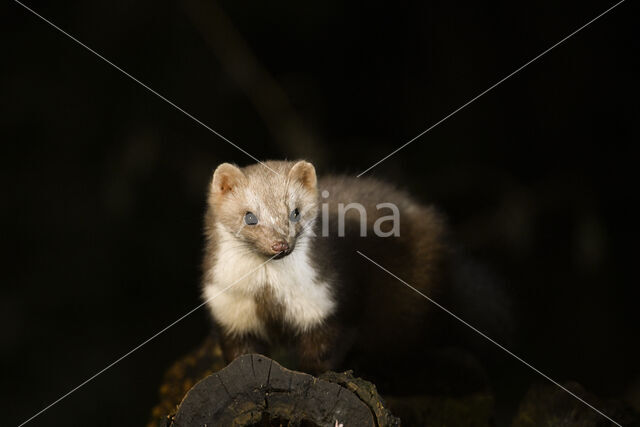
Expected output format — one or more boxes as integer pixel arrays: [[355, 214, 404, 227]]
[[244, 212, 258, 225], [289, 208, 300, 223]]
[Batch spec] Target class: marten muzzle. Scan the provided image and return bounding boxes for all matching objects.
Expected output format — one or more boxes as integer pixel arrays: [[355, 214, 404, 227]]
[[271, 240, 292, 258]]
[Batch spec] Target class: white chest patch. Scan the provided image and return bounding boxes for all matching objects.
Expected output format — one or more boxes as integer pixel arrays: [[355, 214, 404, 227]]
[[203, 225, 335, 337]]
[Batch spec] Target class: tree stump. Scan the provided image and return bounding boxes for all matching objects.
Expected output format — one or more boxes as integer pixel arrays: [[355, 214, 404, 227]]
[[150, 337, 639, 426], [165, 354, 399, 427]]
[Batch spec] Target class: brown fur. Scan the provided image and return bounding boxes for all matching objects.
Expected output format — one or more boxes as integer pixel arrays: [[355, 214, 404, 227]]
[[254, 285, 285, 327]]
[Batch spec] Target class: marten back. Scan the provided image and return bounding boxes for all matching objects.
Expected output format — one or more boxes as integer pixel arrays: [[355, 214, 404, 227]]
[[316, 176, 450, 367], [318, 175, 512, 393]]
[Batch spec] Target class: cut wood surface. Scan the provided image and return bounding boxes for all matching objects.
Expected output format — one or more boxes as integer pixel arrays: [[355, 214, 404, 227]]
[[168, 354, 399, 427]]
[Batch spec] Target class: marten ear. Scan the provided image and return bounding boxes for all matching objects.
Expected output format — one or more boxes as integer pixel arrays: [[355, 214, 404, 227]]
[[211, 163, 245, 196], [288, 160, 317, 190]]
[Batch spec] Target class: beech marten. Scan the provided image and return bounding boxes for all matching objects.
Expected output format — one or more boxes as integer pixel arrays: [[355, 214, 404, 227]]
[[202, 160, 510, 390]]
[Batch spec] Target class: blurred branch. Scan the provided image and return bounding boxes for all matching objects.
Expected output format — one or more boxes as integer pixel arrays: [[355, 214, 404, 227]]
[[183, 0, 327, 166]]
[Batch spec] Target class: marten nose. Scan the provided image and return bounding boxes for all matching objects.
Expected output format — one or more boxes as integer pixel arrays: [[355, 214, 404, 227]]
[[271, 241, 289, 253]]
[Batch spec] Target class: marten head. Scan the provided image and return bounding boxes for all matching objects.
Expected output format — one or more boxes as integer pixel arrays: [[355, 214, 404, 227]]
[[208, 160, 318, 258]]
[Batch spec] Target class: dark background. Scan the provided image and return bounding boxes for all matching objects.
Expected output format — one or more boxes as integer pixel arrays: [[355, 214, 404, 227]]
[[2, 0, 638, 425]]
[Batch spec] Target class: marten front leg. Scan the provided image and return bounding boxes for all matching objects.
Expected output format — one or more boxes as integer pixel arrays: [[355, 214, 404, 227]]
[[297, 322, 342, 374]]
